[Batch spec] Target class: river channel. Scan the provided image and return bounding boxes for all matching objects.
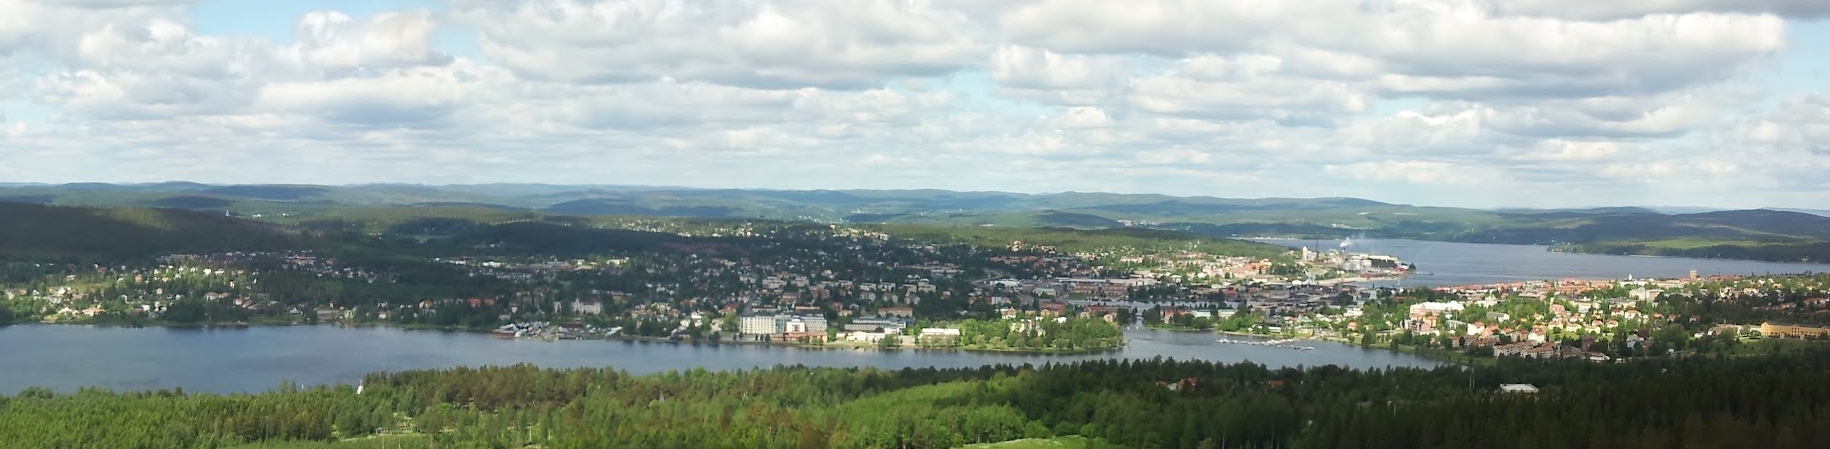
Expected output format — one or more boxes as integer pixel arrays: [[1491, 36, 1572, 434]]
[[0, 325, 1437, 394], [1256, 238, 1830, 287]]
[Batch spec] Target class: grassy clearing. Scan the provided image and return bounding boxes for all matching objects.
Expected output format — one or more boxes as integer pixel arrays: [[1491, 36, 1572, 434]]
[[960, 436, 1126, 449], [1630, 238, 1776, 250], [225, 434, 430, 449]]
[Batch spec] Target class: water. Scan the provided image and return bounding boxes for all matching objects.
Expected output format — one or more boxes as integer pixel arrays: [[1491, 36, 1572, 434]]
[[0, 325, 1437, 394], [1258, 238, 1830, 287]]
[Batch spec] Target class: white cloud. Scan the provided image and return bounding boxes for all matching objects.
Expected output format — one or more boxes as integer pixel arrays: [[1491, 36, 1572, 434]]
[[1743, 94, 1830, 154], [1046, 106, 1113, 129], [1340, 107, 1488, 154], [1346, 12, 1785, 99], [58, 0, 196, 7], [1, 0, 1827, 208], [1482, 0, 1830, 20], [0, 1, 40, 54], [989, 45, 1122, 90], [1323, 160, 1493, 185], [255, 64, 494, 127], [1129, 55, 1369, 124], [450, 0, 987, 89], [1595, 159, 1741, 183], [26, 6, 479, 129], [1504, 139, 1626, 162], [1476, 91, 1734, 139], [988, 45, 1130, 106], [1001, 0, 1785, 100], [290, 10, 453, 72], [1000, 0, 1306, 56]]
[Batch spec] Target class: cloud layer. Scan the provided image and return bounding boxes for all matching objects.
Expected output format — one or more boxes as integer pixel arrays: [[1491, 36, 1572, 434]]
[[0, 0, 1825, 208]]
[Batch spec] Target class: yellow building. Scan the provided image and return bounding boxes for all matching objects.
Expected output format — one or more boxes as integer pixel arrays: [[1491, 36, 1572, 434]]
[[1760, 322, 1830, 339]]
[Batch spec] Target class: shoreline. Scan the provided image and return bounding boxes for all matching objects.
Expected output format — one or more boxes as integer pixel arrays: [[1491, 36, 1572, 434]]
[[1313, 335, 1488, 367], [1203, 330, 1483, 366], [28, 320, 1482, 363], [15, 320, 1128, 356], [1146, 324, 1214, 332], [1256, 237, 1830, 266], [652, 337, 1124, 355]]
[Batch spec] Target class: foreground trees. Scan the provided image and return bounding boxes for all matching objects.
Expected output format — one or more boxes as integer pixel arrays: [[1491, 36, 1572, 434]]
[[5, 348, 1830, 449]]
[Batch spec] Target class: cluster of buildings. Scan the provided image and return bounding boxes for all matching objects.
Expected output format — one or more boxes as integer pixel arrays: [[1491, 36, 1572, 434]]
[[738, 313, 832, 342], [1292, 273, 1830, 360], [1296, 246, 1410, 277], [731, 311, 965, 345], [1109, 252, 1274, 282], [6, 220, 1422, 345], [1056, 278, 1158, 299]]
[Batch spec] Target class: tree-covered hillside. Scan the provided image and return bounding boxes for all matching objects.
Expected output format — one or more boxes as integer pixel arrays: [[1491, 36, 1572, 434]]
[[4, 348, 1830, 449], [8, 183, 1830, 262], [0, 203, 305, 261]]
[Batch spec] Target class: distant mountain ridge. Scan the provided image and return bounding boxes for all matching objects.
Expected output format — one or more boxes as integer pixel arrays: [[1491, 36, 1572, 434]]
[[0, 183, 1414, 221], [2, 182, 1828, 262], [0, 182, 1808, 218], [1771, 208, 1830, 218]]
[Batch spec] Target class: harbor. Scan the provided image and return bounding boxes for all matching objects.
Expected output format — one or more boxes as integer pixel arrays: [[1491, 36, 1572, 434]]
[[491, 322, 622, 341], [1216, 337, 1316, 351]]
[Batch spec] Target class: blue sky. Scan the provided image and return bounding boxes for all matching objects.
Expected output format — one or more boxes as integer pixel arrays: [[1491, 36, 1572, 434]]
[[191, 0, 480, 57], [1769, 22, 1830, 96], [192, 0, 433, 37], [1, 0, 1828, 208]]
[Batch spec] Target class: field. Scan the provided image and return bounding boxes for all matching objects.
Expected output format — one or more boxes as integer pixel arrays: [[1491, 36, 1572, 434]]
[[961, 436, 1126, 449], [225, 435, 429, 449]]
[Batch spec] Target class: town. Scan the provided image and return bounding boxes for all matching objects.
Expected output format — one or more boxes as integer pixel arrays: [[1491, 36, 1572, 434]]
[[3, 220, 1827, 361], [1291, 271, 1830, 363]]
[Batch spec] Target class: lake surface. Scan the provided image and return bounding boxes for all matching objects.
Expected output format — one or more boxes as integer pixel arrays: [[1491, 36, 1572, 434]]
[[0, 325, 1437, 394], [1257, 238, 1830, 287]]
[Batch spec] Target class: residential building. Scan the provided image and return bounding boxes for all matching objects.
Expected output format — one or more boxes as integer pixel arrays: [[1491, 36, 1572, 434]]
[[919, 328, 961, 337], [1761, 322, 1830, 339], [739, 315, 778, 336], [740, 314, 830, 337], [570, 300, 603, 315]]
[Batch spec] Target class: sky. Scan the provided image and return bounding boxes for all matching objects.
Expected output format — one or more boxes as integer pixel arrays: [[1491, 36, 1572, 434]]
[[1, 0, 1828, 209]]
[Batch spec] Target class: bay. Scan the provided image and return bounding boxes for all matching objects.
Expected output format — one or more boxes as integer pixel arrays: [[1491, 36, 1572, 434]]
[[0, 324, 1437, 394], [1256, 238, 1830, 287]]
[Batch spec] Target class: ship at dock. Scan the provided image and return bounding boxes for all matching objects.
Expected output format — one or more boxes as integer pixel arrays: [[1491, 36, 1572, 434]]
[[1294, 237, 1416, 281]]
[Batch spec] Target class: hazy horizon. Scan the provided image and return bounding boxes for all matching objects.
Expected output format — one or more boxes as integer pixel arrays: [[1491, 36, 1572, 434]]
[[10, 180, 1830, 214]]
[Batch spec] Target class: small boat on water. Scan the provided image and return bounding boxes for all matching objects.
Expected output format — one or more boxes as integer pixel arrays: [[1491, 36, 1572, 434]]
[[1217, 338, 1315, 351], [491, 324, 520, 339]]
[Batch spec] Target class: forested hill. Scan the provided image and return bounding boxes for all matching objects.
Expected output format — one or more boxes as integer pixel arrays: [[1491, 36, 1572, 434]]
[[0, 202, 305, 261], [9, 182, 1830, 262], [4, 348, 1830, 448]]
